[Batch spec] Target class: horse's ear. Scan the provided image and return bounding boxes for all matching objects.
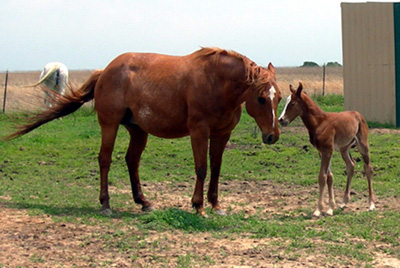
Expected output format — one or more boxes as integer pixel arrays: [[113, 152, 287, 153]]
[[268, 63, 275, 74], [296, 82, 303, 97], [289, 84, 295, 94]]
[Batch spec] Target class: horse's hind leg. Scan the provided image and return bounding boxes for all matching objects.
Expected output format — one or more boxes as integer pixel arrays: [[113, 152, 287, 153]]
[[326, 161, 336, 216], [98, 124, 119, 215], [339, 145, 355, 209], [208, 133, 231, 216], [125, 125, 153, 212], [357, 133, 376, 211]]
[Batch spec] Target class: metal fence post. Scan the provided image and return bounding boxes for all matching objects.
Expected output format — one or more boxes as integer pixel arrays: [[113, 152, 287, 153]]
[[322, 64, 326, 96], [3, 70, 8, 113]]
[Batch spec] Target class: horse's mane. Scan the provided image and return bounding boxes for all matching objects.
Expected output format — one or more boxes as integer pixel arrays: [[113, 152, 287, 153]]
[[193, 47, 270, 87]]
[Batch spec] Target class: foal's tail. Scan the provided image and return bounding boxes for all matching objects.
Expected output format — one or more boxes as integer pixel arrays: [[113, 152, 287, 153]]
[[354, 111, 370, 151], [4, 69, 103, 140]]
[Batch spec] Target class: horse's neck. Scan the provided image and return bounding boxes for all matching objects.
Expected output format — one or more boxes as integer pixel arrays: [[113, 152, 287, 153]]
[[299, 95, 327, 133]]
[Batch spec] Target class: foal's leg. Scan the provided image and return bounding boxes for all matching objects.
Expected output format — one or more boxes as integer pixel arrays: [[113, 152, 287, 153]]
[[98, 124, 120, 215], [326, 161, 336, 216], [314, 151, 332, 217], [125, 125, 153, 212], [208, 133, 231, 216], [357, 137, 376, 211], [339, 145, 355, 209]]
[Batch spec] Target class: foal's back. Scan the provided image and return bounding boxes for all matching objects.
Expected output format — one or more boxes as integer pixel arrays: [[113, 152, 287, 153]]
[[322, 111, 366, 149]]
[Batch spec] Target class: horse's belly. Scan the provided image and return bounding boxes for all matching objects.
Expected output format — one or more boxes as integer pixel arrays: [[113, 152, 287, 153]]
[[134, 107, 189, 138]]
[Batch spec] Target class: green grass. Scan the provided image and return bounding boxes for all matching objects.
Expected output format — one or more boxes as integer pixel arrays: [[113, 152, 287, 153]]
[[1, 95, 400, 267]]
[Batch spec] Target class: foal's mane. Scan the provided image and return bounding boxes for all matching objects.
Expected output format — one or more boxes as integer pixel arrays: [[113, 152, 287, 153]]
[[193, 47, 271, 87]]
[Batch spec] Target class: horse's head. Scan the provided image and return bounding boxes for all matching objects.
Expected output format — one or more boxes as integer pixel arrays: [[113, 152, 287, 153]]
[[245, 63, 281, 145], [278, 82, 304, 127]]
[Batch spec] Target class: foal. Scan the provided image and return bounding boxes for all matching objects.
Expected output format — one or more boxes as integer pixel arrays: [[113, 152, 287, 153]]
[[278, 83, 375, 217]]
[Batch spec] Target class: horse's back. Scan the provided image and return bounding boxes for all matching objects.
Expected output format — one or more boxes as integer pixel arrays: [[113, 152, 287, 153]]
[[326, 111, 366, 148], [94, 52, 205, 138]]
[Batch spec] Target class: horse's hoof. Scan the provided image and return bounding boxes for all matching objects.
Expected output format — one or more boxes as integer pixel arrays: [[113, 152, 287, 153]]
[[200, 212, 209, 218], [142, 205, 154, 212], [313, 210, 321, 218], [326, 209, 334, 216], [214, 209, 227, 216], [100, 208, 113, 216], [368, 204, 376, 211], [339, 203, 346, 209], [196, 209, 208, 218]]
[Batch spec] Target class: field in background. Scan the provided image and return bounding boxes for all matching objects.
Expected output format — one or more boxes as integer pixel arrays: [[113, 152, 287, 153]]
[[0, 67, 342, 112], [277, 66, 343, 96]]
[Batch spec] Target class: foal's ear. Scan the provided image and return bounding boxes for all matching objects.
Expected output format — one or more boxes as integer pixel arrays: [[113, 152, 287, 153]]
[[268, 63, 275, 74], [289, 84, 295, 94], [296, 82, 303, 97]]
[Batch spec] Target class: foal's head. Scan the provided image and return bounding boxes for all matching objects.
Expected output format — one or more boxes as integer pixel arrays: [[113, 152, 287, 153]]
[[278, 82, 304, 127], [245, 63, 282, 144]]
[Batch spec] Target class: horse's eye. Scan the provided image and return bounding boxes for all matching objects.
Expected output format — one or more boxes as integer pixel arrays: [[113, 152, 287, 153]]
[[257, 97, 266, 104]]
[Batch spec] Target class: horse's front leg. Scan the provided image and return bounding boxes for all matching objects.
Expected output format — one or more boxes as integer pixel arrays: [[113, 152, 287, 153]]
[[125, 125, 153, 212], [208, 133, 231, 216], [313, 151, 332, 217], [189, 127, 209, 217]]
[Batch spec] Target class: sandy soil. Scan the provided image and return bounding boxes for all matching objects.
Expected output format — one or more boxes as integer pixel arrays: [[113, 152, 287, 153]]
[[1, 179, 400, 268]]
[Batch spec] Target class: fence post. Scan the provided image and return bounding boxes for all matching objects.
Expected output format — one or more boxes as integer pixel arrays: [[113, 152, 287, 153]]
[[322, 64, 326, 96], [3, 70, 8, 113]]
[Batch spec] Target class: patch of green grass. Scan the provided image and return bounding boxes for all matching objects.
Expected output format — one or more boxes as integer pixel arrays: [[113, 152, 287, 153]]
[[1, 98, 400, 266]]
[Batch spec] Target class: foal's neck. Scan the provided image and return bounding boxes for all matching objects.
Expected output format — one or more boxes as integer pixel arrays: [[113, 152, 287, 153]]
[[299, 94, 327, 132]]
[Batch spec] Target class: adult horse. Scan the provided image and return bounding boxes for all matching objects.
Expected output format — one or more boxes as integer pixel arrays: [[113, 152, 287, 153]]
[[25, 62, 69, 107], [6, 48, 281, 216]]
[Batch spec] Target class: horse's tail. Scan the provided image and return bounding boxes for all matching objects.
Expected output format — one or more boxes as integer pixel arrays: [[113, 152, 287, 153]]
[[355, 111, 369, 143], [4, 69, 103, 140], [23, 64, 60, 88]]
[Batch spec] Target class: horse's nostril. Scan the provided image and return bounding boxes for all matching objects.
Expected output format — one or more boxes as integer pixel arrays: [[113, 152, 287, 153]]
[[262, 134, 274, 144], [279, 118, 288, 127]]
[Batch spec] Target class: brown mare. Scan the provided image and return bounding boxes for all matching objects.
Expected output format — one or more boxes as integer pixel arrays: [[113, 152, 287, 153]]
[[6, 47, 281, 217], [278, 83, 375, 217]]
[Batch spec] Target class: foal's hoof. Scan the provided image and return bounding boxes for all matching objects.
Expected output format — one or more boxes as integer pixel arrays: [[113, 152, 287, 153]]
[[368, 204, 376, 211], [100, 208, 113, 216], [214, 209, 227, 216], [326, 209, 334, 216], [339, 203, 347, 209], [312, 210, 321, 218], [142, 205, 154, 212]]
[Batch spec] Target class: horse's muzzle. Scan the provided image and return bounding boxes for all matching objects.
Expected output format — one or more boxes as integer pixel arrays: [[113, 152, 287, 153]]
[[278, 118, 289, 127], [262, 133, 278, 145]]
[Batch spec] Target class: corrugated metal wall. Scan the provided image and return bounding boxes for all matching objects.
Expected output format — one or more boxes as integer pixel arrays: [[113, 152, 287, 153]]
[[341, 2, 397, 125]]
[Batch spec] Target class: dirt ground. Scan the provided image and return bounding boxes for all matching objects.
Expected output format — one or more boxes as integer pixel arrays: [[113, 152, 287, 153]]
[[1, 179, 400, 268]]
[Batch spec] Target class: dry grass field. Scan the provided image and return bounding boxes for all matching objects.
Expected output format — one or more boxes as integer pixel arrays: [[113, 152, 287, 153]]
[[0, 67, 342, 112]]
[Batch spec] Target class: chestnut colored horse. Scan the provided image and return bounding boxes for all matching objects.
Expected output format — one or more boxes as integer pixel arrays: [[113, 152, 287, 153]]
[[6, 47, 281, 216], [278, 83, 375, 217]]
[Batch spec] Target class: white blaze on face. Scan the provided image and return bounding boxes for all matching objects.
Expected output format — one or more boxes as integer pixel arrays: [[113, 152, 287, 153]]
[[278, 95, 292, 121], [269, 86, 276, 128]]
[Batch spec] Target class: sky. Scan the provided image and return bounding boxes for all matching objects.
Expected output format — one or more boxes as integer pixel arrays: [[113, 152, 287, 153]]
[[0, 0, 391, 71]]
